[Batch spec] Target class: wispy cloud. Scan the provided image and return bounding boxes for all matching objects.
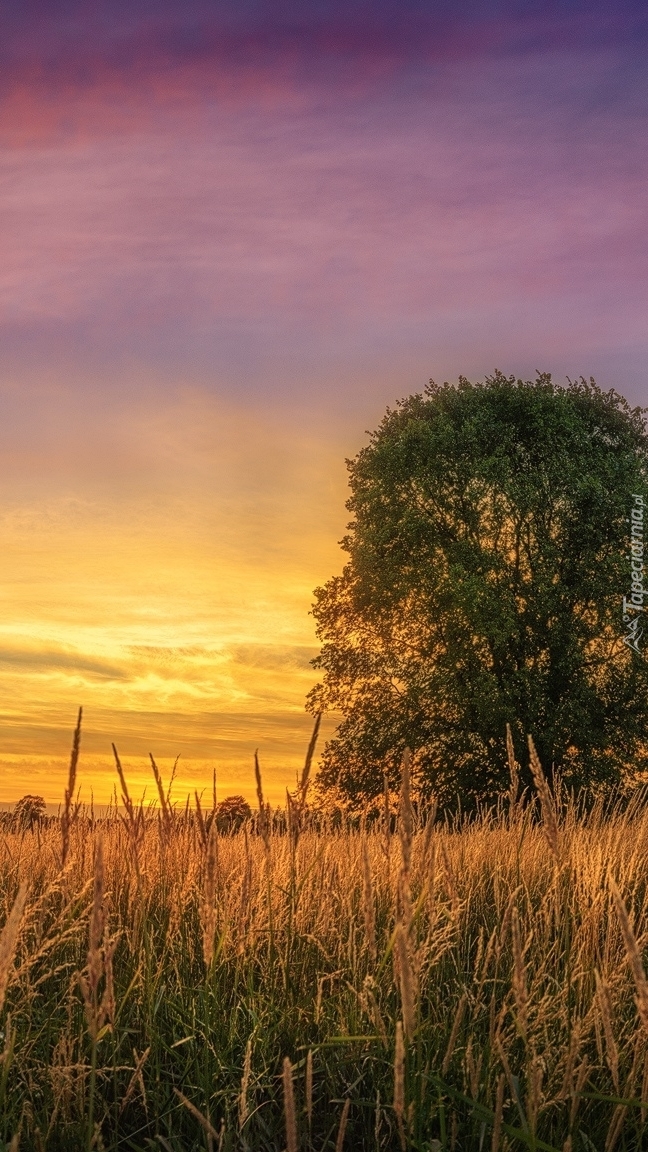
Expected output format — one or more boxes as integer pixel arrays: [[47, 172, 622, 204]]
[[1, 1, 646, 802], [0, 645, 126, 680], [2, 29, 646, 396]]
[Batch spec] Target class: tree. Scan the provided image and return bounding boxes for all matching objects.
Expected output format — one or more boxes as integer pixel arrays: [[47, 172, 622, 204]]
[[215, 795, 252, 832], [308, 373, 648, 810], [13, 794, 46, 830]]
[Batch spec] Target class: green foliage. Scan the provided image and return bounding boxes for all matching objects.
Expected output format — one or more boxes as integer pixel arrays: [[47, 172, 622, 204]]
[[309, 372, 648, 808]]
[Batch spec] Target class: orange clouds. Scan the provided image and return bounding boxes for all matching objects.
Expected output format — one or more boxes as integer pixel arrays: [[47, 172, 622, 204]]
[[2, 0, 647, 811], [0, 389, 348, 806]]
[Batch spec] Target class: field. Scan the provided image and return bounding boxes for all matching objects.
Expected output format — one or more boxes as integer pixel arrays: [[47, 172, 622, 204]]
[[1, 744, 648, 1151]]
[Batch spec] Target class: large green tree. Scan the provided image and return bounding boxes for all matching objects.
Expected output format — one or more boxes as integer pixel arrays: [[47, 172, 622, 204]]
[[308, 373, 648, 809]]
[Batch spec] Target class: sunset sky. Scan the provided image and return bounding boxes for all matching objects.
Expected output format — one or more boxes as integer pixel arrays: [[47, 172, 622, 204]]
[[1, 0, 647, 806]]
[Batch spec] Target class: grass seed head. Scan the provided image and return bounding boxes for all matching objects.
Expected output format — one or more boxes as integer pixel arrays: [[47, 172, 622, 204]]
[[442, 993, 467, 1077], [609, 873, 648, 1035], [491, 1073, 505, 1152], [395, 924, 417, 1040], [361, 837, 377, 963], [0, 885, 27, 1016], [61, 707, 82, 867], [87, 836, 104, 1000], [335, 1097, 351, 1152], [306, 1048, 313, 1128], [282, 1056, 298, 1152], [511, 906, 528, 1044], [174, 1088, 219, 1145], [238, 1037, 252, 1130], [595, 969, 619, 1093], [393, 1021, 406, 1151], [527, 735, 560, 863]]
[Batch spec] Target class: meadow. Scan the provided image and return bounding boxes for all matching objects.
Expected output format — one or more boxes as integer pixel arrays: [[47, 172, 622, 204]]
[[0, 730, 648, 1152]]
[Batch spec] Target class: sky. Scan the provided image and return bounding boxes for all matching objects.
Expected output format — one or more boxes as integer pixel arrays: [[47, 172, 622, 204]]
[[1, 0, 647, 806]]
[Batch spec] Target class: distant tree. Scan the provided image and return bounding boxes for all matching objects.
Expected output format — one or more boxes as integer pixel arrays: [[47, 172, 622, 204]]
[[215, 796, 252, 832], [13, 794, 46, 830], [308, 373, 648, 810]]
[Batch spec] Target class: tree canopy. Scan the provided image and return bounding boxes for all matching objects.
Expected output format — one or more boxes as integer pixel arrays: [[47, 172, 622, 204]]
[[308, 372, 648, 809], [215, 795, 252, 832], [13, 794, 46, 829]]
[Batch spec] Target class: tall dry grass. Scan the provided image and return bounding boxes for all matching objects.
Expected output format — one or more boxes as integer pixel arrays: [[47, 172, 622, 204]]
[[0, 739, 648, 1149]]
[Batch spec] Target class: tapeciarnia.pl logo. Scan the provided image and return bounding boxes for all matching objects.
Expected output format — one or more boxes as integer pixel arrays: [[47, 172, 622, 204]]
[[622, 493, 645, 654]]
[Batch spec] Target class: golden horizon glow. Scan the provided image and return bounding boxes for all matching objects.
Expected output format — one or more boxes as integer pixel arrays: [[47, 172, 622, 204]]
[[0, 388, 349, 806], [4, 2, 646, 810]]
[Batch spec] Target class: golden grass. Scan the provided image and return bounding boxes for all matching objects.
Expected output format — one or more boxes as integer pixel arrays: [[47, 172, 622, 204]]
[[1, 751, 648, 1148]]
